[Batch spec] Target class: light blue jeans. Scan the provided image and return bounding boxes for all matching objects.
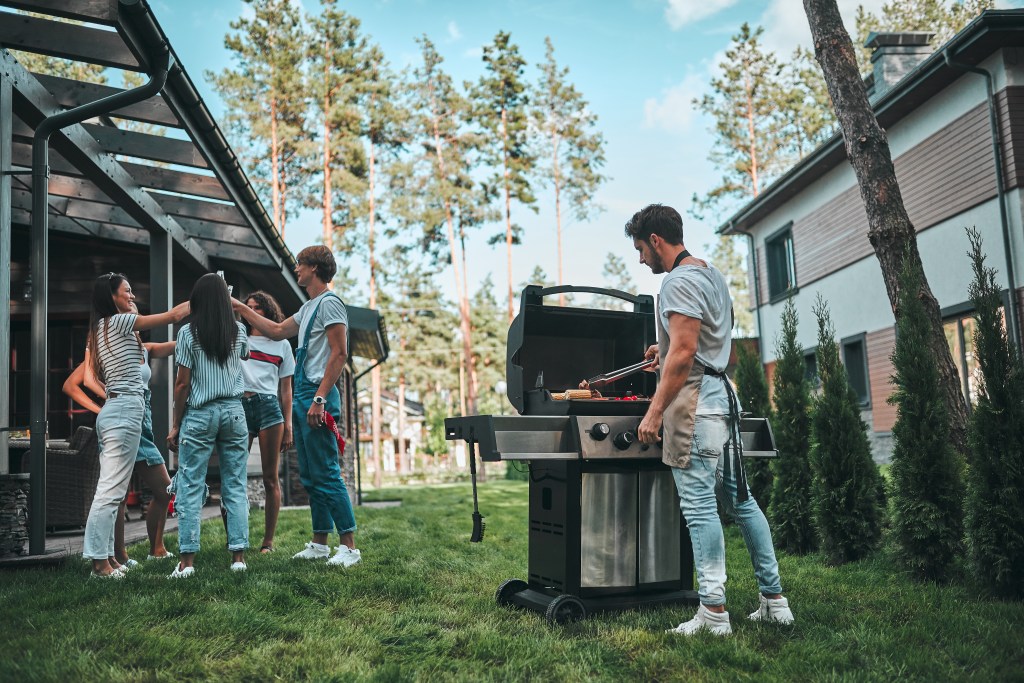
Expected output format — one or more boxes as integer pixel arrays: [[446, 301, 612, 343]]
[[672, 415, 783, 606], [83, 393, 145, 560], [175, 398, 250, 554]]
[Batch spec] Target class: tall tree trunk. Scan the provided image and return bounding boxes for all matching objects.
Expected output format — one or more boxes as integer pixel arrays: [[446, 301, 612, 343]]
[[803, 0, 969, 454], [368, 138, 383, 488], [553, 133, 565, 306], [398, 373, 407, 473], [270, 97, 283, 236], [502, 107, 514, 323], [322, 50, 333, 251], [744, 71, 760, 197]]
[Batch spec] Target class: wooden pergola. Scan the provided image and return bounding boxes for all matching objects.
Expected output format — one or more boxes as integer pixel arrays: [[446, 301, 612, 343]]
[[0, 0, 318, 555]]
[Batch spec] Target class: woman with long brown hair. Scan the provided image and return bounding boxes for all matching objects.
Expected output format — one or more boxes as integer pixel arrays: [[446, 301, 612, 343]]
[[83, 273, 188, 578], [167, 273, 250, 578], [240, 291, 294, 553]]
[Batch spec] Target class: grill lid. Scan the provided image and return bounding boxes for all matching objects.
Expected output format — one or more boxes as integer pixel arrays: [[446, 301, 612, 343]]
[[506, 285, 658, 415]]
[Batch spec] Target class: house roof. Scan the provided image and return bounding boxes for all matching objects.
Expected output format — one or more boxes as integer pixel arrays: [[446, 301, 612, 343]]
[[348, 305, 390, 364], [0, 0, 303, 308], [719, 9, 1024, 237]]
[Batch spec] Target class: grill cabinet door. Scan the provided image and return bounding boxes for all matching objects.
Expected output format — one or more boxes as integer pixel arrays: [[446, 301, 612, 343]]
[[580, 472, 637, 588]]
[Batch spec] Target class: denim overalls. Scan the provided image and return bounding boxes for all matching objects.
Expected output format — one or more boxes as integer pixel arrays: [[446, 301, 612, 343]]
[[292, 293, 356, 536]]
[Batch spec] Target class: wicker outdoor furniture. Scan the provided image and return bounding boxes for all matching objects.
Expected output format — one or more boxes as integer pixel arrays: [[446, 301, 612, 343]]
[[23, 427, 101, 529]]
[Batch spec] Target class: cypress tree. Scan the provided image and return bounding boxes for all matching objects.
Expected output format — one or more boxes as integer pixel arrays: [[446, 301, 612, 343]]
[[810, 295, 884, 565], [964, 228, 1024, 598], [888, 256, 964, 581], [767, 298, 816, 553], [734, 342, 773, 511]]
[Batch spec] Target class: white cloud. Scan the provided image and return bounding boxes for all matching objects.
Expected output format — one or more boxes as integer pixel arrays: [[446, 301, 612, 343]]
[[664, 0, 740, 30], [447, 20, 462, 41], [642, 72, 705, 133], [758, 0, 887, 57], [463, 45, 483, 60]]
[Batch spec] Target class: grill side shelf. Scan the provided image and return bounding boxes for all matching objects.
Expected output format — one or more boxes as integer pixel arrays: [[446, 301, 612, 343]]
[[445, 415, 576, 462]]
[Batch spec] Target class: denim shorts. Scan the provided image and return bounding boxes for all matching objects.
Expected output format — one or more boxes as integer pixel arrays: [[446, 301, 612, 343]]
[[242, 393, 284, 435], [136, 390, 165, 467]]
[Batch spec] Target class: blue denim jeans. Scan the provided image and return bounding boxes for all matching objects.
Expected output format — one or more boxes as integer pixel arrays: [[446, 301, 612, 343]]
[[136, 390, 165, 467], [175, 398, 250, 554], [84, 393, 145, 560], [292, 379, 356, 536], [672, 415, 783, 606]]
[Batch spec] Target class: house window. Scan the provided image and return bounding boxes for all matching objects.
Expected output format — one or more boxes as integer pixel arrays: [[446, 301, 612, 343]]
[[766, 224, 796, 301], [942, 299, 1007, 406], [841, 333, 870, 407], [803, 348, 819, 388]]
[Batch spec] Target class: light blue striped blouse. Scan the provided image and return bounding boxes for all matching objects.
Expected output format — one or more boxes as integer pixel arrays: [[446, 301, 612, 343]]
[[175, 321, 249, 409]]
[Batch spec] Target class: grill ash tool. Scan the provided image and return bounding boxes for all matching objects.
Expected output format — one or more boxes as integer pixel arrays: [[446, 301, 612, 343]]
[[468, 436, 485, 542]]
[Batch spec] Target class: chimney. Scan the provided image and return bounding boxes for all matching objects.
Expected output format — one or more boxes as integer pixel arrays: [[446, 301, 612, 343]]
[[865, 31, 934, 101]]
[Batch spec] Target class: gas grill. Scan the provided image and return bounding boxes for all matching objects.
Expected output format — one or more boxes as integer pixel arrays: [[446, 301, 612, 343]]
[[445, 285, 777, 624]]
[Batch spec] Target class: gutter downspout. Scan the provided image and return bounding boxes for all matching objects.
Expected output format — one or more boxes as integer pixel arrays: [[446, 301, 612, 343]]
[[28, 47, 171, 555], [943, 49, 1021, 353]]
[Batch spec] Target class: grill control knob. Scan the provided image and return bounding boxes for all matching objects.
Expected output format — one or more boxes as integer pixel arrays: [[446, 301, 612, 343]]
[[589, 423, 610, 441], [613, 431, 635, 450]]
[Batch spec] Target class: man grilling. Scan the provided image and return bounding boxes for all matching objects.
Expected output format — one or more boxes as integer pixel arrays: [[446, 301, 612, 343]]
[[623, 203, 793, 636]]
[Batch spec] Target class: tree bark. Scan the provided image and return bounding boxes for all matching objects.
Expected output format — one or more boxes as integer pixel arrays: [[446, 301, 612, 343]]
[[502, 106, 514, 323], [803, 0, 969, 454], [368, 135, 383, 488], [553, 132, 565, 306], [322, 48, 333, 251], [744, 71, 760, 196], [270, 97, 283, 237]]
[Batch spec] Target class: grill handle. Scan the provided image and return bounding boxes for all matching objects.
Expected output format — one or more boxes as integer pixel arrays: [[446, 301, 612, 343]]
[[526, 285, 649, 307]]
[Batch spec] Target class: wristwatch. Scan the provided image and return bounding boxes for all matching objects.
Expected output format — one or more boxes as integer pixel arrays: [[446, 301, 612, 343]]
[[313, 395, 326, 405]]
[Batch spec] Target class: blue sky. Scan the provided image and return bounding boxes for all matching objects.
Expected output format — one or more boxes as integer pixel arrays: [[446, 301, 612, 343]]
[[146, 0, 1006, 306]]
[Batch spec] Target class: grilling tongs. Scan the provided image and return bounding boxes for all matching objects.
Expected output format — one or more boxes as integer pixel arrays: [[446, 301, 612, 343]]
[[584, 358, 656, 388]]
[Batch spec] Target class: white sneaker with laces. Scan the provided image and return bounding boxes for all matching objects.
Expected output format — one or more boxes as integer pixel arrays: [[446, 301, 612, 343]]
[[292, 542, 331, 561], [167, 564, 195, 579], [666, 604, 732, 636], [326, 546, 361, 568], [120, 558, 139, 571], [230, 562, 247, 572], [748, 595, 794, 624], [147, 552, 175, 561]]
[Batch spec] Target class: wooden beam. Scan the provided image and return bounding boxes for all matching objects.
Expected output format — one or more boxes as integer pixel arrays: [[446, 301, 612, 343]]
[[120, 160, 231, 201], [34, 73, 180, 127], [194, 238, 276, 267], [11, 139, 82, 176], [81, 123, 208, 168], [0, 1, 119, 26], [174, 216, 263, 248], [14, 171, 115, 204], [4, 49, 209, 269], [149, 192, 246, 226], [0, 14, 139, 70]]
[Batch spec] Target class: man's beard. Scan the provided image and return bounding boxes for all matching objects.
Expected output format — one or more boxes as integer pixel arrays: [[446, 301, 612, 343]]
[[648, 253, 666, 275]]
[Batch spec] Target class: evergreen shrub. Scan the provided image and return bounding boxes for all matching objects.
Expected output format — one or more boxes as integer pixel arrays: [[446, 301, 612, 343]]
[[767, 298, 817, 553], [964, 229, 1024, 598], [888, 256, 964, 581], [810, 295, 884, 565]]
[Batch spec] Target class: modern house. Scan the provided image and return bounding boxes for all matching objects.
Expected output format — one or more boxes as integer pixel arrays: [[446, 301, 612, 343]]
[[0, 0, 387, 556], [721, 10, 1024, 462]]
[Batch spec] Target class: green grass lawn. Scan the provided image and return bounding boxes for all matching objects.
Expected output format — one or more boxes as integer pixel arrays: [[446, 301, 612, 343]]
[[1, 481, 1022, 682]]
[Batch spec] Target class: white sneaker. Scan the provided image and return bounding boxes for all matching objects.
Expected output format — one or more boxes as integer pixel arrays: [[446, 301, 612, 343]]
[[292, 542, 331, 561], [147, 552, 175, 561], [120, 558, 139, 571], [230, 562, 247, 572], [167, 564, 195, 579], [748, 595, 794, 624], [666, 604, 732, 636], [326, 546, 361, 568]]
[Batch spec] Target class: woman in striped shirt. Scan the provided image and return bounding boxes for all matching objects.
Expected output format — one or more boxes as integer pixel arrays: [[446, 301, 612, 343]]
[[167, 273, 250, 578], [83, 273, 189, 578]]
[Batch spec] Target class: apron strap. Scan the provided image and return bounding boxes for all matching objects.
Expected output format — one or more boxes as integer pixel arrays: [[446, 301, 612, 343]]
[[703, 364, 748, 503]]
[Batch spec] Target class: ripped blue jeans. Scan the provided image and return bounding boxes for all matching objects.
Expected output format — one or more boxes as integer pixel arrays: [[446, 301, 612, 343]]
[[672, 415, 783, 606]]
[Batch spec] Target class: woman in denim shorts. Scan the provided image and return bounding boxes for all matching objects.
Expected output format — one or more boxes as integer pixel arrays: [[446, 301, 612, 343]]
[[239, 291, 294, 553]]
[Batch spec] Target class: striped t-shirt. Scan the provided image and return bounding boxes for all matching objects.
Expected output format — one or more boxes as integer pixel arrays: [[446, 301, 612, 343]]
[[94, 313, 145, 395], [175, 321, 249, 409]]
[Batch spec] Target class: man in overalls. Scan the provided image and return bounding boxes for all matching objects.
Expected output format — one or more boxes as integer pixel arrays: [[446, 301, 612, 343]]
[[233, 245, 360, 568], [628, 204, 792, 636]]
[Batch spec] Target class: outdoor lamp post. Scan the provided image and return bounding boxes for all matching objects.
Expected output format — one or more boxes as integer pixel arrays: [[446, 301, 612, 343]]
[[495, 380, 507, 416]]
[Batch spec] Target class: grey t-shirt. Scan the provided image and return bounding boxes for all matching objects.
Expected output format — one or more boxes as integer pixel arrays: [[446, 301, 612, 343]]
[[292, 291, 348, 384], [659, 263, 738, 415]]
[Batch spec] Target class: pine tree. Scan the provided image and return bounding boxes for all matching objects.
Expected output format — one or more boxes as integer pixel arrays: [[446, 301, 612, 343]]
[[809, 295, 884, 565], [470, 32, 538, 323], [600, 253, 637, 311], [11, 12, 107, 84], [533, 37, 607, 306], [734, 342, 773, 512], [767, 298, 817, 553], [888, 254, 964, 581], [964, 228, 1024, 599], [707, 235, 753, 336]]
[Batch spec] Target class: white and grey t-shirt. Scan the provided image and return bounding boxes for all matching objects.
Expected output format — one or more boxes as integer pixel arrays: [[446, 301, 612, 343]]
[[241, 336, 296, 395], [94, 313, 145, 396], [659, 263, 738, 415], [292, 291, 348, 384]]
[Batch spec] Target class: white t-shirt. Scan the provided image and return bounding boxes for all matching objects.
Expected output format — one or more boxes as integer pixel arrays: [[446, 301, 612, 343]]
[[241, 336, 296, 395], [94, 313, 145, 395], [292, 291, 348, 384], [140, 347, 151, 387], [659, 263, 737, 415]]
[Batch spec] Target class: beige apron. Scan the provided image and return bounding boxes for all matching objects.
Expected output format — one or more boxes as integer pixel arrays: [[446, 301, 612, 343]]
[[657, 304, 706, 470]]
